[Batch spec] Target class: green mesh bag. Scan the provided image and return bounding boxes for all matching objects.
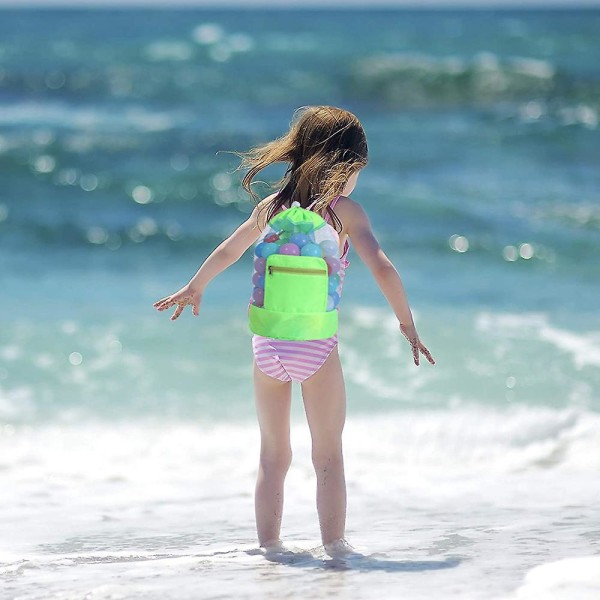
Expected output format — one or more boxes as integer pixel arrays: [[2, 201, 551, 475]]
[[248, 201, 344, 340]]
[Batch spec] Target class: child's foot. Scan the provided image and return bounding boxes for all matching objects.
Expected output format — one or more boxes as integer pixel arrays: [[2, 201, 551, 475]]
[[258, 539, 314, 564], [260, 538, 285, 554], [323, 538, 364, 559]]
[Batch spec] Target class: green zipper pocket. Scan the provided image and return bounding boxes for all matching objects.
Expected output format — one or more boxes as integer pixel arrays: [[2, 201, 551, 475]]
[[268, 265, 324, 276], [264, 255, 328, 313]]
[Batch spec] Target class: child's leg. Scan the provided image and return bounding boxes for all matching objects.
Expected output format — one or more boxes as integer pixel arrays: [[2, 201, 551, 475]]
[[253, 359, 293, 547], [300, 346, 347, 546]]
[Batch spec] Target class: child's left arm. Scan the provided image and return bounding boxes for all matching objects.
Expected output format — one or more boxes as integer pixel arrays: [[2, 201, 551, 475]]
[[153, 202, 267, 321], [345, 199, 435, 366]]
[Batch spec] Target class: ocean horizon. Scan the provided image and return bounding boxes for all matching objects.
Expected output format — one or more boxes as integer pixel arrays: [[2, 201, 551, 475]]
[[1, 0, 600, 9]]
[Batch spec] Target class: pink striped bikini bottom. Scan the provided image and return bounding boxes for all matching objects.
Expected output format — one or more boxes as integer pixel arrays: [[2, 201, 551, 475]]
[[252, 334, 338, 383]]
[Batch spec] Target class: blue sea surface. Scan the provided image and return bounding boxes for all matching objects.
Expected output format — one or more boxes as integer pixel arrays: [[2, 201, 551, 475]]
[[0, 8, 598, 421]]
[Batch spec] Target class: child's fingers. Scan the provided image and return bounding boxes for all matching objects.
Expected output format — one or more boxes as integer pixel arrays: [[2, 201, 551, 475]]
[[170, 303, 184, 320], [399, 326, 420, 366], [411, 338, 419, 366], [420, 344, 435, 365], [153, 296, 171, 308], [155, 298, 175, 311]]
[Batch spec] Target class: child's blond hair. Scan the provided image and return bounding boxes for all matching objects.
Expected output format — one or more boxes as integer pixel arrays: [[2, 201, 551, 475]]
[[236, 105, 368, 232]]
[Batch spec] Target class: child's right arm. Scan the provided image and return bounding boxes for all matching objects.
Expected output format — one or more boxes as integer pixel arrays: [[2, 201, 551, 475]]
[[153, 195, 275, 321], [345, 199, 435, 366]]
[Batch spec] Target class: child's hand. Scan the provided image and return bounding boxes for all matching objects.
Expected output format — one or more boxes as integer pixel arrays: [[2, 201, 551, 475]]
[[153, 284, 202, 321], [400, 323, 435, 366]]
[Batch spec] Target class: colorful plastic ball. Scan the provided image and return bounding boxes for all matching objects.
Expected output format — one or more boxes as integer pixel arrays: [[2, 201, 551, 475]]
[[252, 272, 265, 287], [324, 256, 342, 276], [279, 243, 300, 256], [320, 240, 339, 257], [300, 242, 323, 257], [252, 287, 264, 307], [254, 242, 265, 257], [264, 233, 279, 243], [290, 233, 309, 248], [329, 291, 340, 308], [328, 275, 341, 294], [260, 242, 279, 258], [254, 257, 266, 275]]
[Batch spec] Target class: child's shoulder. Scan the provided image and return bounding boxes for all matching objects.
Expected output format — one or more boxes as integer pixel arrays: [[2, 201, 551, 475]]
[[251, 192, 279, 230], [335, 194, 362, 210], [333, 195, 366, 225], [334, 194, 355, 208]]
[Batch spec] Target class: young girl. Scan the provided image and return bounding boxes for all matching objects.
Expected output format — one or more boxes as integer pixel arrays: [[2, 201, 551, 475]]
[[153, 106, 435, 558]]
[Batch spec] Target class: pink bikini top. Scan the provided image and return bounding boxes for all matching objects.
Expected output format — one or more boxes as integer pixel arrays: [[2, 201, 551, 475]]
[[280, 195, 350, 267]]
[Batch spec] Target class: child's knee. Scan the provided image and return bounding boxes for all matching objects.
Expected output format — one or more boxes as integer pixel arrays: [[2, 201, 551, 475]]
[[260, 446, 293, 474], [311, 447, 343, 473]]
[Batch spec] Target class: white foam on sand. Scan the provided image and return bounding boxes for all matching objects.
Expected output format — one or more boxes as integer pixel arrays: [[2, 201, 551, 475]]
[[1, 407, 599, 599], [508, 556, 600, 600]]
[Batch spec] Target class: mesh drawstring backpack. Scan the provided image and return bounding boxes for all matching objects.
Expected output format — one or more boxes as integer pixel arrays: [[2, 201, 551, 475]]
[[248, 200, 345, 340]]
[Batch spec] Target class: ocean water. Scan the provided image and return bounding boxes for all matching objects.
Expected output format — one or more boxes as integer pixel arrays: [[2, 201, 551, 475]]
[[1, 7, 599, 600]]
